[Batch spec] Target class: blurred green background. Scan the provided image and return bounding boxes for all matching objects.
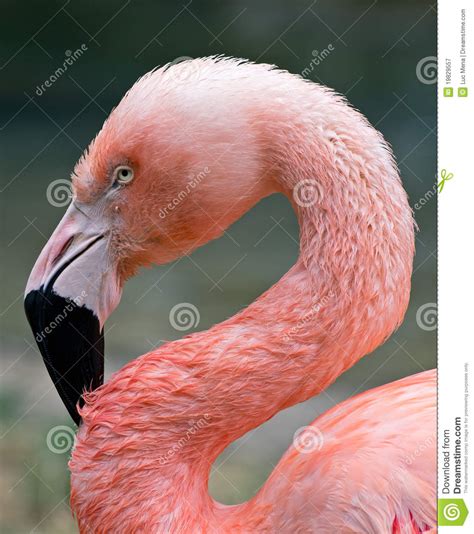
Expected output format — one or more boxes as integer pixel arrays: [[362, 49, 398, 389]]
[[0, 0, 436, 532]]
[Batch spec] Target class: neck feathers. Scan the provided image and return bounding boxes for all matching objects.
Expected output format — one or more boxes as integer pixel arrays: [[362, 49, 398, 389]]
[[70, 71, 414, 532]]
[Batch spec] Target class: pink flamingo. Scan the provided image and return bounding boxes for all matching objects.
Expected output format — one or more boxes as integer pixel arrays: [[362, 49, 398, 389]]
[[25, 57, 436, 533]]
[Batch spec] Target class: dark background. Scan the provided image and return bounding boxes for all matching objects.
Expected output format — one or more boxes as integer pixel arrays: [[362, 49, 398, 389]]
[[0, 1, 436, 532]]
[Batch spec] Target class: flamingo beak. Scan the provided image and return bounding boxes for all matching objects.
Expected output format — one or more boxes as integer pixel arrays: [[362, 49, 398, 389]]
[[24, 202, 122, 425]]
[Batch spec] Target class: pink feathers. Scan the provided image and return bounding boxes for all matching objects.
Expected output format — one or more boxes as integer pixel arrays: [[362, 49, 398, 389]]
[[64, 57, 435, 532]]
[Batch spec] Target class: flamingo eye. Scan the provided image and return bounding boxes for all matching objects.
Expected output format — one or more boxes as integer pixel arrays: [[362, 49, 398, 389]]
[[113, 165, 134, 185]]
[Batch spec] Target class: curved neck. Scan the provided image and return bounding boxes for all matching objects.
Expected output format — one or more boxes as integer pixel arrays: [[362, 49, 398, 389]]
[[72, 96, 414, 532], [171, 104, 415, 454]]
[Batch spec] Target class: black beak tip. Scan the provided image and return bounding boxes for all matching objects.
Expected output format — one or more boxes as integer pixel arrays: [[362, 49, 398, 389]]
[[24, 288, 104, 425]]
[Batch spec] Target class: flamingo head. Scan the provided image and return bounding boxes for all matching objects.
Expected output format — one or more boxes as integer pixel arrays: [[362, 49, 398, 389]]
[[24, 59, 274, 424]]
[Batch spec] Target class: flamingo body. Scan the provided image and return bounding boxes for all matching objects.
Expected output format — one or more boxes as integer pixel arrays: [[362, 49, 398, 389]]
[[249, 370, 436, 533], [24, 57, 436, 533], [71, 364, 436, 533]]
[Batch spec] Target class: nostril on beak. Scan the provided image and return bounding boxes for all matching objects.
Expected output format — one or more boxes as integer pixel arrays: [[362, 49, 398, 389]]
[[51, 236, 74, 267]]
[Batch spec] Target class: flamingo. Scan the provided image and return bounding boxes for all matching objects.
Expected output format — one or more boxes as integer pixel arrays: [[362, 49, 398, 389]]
[[24, 57, 436, 533]]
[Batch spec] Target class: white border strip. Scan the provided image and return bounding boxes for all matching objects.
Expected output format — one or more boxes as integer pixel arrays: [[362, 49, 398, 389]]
[[438, 0, 473, 530]]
